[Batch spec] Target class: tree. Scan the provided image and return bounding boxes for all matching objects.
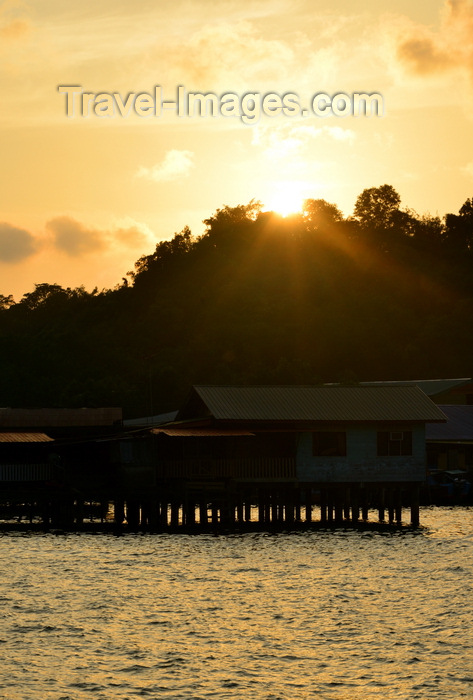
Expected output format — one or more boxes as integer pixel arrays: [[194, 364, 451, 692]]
[[302, 199, 343, 228], [203, 200, 262, 233], [132, 226, 195, 279], [444, 197, 473, 254], [0, 294, 15, 310], [353, 184, 401, 230]]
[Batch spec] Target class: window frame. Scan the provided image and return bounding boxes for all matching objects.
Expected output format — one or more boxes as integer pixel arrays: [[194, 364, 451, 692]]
[[312, 431, 347, 457], [377, 430, 413, 457]]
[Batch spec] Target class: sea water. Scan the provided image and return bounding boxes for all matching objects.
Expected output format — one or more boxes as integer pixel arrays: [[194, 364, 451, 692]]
[[0, 507, 472, 700]]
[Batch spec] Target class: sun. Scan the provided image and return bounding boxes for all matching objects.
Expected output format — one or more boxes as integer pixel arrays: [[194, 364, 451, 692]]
[[265, 181, 309, 217]]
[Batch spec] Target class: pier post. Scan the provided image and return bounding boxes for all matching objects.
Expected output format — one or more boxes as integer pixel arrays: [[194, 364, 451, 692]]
[[327, 489, 334, 523], [361, 489, 369, 521], [160, 500, 169, 527], [305, 487, 312, 523], [334, 489, 343, 525], [244, 494, 251, 522], [351, 486, 359, 524], [126, 500, 140, 529], [170, 500, 180, 527], [271, 491, 278, 523], [410, 486, 420, 527], [294, 488, 301, 522], [258, 489, 265, 523], [395, 488, 403, 524], [343, 487, 351, 521], [320, 488, 327, 524], [378, 487, 385, 523], [264, 491, 271, 523], [114, 499, 125, 526], [199, 499, 208, 525], [237, 497, 244, 524], [186, 498, 196, 526], [387, 489, 395, 524], [286, 490, 295, 526]]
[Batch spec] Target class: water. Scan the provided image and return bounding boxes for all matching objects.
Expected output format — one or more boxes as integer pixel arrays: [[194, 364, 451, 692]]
[[0, 507, 472, 700]]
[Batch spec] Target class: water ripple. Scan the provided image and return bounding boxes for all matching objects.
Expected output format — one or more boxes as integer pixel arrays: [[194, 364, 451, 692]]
[[0, 508, 471, 699]]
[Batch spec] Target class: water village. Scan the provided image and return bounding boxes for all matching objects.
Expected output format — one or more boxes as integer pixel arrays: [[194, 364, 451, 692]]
[[0, 378, 472, 531]]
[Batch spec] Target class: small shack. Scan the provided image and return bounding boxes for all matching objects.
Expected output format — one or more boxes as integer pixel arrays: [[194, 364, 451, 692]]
[[117, 384, 446, 528]]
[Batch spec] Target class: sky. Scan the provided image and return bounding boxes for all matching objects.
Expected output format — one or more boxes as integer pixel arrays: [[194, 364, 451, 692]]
[[1, 0, 473, 300]]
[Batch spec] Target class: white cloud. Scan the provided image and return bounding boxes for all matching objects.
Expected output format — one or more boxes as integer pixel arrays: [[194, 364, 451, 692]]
[[252, 122, 355, 160], [463, 161, 473, 178], [170, 21, 295, 89], [136, 150, 195, 183]]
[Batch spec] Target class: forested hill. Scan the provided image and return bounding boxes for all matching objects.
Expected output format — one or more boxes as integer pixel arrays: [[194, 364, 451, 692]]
[[1, 185, 473, 417]]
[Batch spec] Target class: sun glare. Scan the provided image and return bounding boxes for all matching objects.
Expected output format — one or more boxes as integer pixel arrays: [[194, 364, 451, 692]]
[[265, 182, 308, 217]]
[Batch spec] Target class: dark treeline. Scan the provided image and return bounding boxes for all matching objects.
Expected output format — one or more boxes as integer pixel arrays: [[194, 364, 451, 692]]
[[1, 184, 473, 417]]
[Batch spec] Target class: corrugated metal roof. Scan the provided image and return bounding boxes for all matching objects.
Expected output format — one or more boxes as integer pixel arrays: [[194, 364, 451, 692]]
[[426, 405, 473, 441], [357, 378, 472, 397], [0, 432, 54, 443], [152, 428, 255, 437], [191, 385, 447, 423]]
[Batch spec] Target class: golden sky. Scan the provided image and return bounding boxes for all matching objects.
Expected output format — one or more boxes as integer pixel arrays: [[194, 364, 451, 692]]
[[1, 0, 473, 299]]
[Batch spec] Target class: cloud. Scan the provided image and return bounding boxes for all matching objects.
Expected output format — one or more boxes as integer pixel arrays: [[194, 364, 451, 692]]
[[46, 216, 105, 257], [136, 150, 195, 182], [252, 123, 355, 160], [463, 160, 473, 177], [46, 215, 156, 257], [170, 21, 295, 88], [396, 0, 473, 80], [0, 1, 30, 41], [111, 217, 156, 249], [0, 222, 37, 263], [0, 17, 28, 39]]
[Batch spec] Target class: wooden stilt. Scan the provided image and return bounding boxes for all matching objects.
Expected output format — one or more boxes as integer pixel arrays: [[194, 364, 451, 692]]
[[170, 500, 180, 527], [244, 495, 251, 522], [387, 489, 395, 524], [126, 500, 140, 529], [237, 498, 244, 523], [258, 489, 265, 523], [264, 491, 271, 523], [327, 489, 334, 523], [334, 490, 343, 524], [286, 490, 295, 526], [395, 489, 402, 524], [320, 488, 327, 524], [351, 486, 359, 524], [271, 491, 278, 523], [361, 489, 369, 521], [305, 487, 313, 523], [160, 501, 169, 527], [410, 486, 420, 527], [186, 499, 196, 526], [199, 500, 208, 525], [294, 489, 301, 522], [343, 488, 351, 521], [378, 487, 385, 523]]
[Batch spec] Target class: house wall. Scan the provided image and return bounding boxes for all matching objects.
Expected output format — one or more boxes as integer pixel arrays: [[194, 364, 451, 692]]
[[296, 425, 426, 482]]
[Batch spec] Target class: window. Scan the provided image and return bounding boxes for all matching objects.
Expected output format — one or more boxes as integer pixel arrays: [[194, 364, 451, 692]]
[[377, 431, 412, 456], [313, 432, 346, 457]]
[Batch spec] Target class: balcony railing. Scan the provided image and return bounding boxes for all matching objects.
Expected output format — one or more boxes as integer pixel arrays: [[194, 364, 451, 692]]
[[156, 457, 296, 480]]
